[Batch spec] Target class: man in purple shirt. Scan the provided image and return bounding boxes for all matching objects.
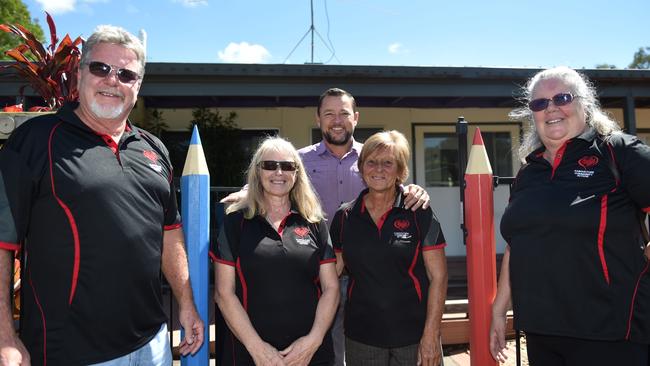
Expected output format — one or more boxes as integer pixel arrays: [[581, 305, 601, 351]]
[[222, 88, 429, 365]]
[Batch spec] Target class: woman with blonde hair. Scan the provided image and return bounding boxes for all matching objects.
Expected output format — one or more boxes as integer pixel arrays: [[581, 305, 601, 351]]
[[213, 137, 339, 366]]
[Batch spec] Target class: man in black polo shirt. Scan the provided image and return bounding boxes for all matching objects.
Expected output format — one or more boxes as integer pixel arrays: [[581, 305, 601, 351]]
[[0, 25, 203, 365]]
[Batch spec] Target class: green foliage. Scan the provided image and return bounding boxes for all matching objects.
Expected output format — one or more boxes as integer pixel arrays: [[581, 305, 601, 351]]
[[139, 108, 169, 137], [595, 63, 617, 69], [1, 11, 83, 110], [0, 0, 44, 61], [189, 108, 247, 186], [629, 47, 650, 69]]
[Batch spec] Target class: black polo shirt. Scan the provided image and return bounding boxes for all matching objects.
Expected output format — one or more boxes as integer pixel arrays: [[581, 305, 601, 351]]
[[212, 209, 336, 365], [501, 128, 650, 341], [0, 103, 180, 365], [329, 187, 446, 347]]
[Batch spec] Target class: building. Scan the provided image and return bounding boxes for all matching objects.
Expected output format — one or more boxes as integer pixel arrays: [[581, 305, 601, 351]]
[[2, 63, 650, 257]]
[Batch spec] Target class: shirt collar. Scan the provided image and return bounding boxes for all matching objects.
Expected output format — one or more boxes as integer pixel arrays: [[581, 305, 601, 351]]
[[57, 101, 141, 140], [354, 185, 405, 214], [526, 126, 598, 162], [315, 138, 362, 157]]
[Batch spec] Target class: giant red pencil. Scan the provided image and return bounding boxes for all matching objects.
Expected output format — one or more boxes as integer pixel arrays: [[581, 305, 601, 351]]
[[464, 128, 498, 366]]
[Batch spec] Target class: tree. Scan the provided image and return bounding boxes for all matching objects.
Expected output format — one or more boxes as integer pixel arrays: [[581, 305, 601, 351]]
[[0, 0, 44, 61], [629, 47, 650, 69], [189, 108, 247, 187], [595, 63, 617, 69], [139, 108, 169, 137]]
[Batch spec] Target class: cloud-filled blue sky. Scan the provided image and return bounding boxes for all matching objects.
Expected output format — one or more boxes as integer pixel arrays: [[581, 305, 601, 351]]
[[22, 0, 650, 68]]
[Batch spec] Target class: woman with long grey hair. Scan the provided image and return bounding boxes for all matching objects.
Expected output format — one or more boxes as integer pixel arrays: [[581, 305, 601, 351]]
[[491, 66, 650, 365]]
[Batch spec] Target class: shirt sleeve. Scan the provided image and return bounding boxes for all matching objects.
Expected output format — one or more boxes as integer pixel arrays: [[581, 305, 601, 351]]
[[0, 126, 41, 252], [314, 219, 335, 264], [329, 209, 345, 253], [615, 134, 650, 212], [211, 211, 242, 266], [417, 207, 447, 251]]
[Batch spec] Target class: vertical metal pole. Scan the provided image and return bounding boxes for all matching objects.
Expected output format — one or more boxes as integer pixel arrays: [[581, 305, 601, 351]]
[[456, 116, 468, 245]]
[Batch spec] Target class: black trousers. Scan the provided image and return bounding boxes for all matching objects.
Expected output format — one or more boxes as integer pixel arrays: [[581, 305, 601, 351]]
[[526, 333, 647, 366]]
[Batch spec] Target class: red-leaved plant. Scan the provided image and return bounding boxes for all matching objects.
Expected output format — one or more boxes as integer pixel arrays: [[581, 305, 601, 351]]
[[0, 12, 84, 111]]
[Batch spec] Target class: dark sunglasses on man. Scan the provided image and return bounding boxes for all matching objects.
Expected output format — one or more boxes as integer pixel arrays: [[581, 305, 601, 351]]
[[85, 61, 141, 84], [528, 93, 579, 112], [259, 160, 298, 172]]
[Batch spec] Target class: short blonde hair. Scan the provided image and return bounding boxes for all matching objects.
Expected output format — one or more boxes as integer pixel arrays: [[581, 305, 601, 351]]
[[227, 137, 324, 223], [358, 130, 410, 185]]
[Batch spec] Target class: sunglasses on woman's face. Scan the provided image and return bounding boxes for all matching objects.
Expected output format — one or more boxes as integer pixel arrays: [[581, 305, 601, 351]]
[[86, 61, 141, 84], [259, 160, 298, 171], [528, 93, 578, 112]]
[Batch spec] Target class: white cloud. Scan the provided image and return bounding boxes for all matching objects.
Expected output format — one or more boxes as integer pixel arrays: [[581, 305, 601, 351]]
[[173, 0, 208, 7], [35, 0, 76, 14], [34, 0, 109, 14], [388, 43, 403, 54], [218, 42, 271, 64]]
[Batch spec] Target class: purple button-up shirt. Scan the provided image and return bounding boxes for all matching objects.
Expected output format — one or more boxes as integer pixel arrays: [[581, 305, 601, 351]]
[[298, 140, 366, 222]]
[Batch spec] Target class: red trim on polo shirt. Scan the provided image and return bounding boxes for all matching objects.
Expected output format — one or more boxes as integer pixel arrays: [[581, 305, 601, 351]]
[[423, 243, 447, 250], [209, 251, 218, 262], [164, 223, 182, 231], [0, 241, 20, 251], [347, 278, 355, 299], [28, 263, 47, 365], [236, 258, 248, 311], [597, 195, 610, 284], [409, 211, 423, 301], [215, 258, 235, 266], [626, 261, 650, 339], [320, 258, 336, 265], [48, 122, 81, 305], [550, 141, 570, 180]]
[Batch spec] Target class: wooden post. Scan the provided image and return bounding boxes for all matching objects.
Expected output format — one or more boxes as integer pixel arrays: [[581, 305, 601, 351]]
[[464, 128, 498, 366], [181, 125, 210, 365]]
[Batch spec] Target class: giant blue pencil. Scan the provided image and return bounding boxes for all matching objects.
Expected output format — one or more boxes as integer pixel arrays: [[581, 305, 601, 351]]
[[181, 125, 210, 365]]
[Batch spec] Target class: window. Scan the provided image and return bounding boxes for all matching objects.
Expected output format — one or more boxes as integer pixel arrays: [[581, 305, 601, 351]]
[[482, 132, 513, 178], [423, 133, 459, 187], [311, 127, 383, 144], [161, 129, 278, 179], [421, 130, 514, 187]]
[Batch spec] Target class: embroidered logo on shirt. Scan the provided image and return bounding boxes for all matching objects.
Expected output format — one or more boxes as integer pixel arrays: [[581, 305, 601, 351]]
[[394, 219, 410, 231], [143, 150, 158, 162], [574, 155, 598, 178], [143, 150, 163, 173], [578, 156, 598, 169], [294, 227, 312, 246], [294, 227, 310, 237]]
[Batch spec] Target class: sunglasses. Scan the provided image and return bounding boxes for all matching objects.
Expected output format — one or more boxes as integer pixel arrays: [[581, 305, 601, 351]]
[[86, 61, 141, 84], [528, 93, 578, 112], [259, 160, 298, 171]]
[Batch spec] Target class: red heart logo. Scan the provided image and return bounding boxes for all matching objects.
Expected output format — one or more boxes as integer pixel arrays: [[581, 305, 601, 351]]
[[578, 156, 599, 169], [143, 150, 158, 163], [394, 219, 410, 231], [294, 227, 310, 237]]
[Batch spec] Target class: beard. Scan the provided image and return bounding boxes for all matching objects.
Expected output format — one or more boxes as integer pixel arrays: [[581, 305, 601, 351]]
[[89, 100, 125, 119], [322, 129, 353, 146]]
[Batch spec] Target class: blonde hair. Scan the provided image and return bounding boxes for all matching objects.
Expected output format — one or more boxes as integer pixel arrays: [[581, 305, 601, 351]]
[[227, 137, 324, 223], [510, 66, 621, 160], [358, 130, 410, 185]]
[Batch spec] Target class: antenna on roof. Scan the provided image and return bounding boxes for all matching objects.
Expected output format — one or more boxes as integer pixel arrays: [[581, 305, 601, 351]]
[[283, 0, 338, 64]]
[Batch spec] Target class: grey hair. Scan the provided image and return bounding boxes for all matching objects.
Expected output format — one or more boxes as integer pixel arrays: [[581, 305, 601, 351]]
[[510, 66, 621, 161], [80, 25, 146, 76]]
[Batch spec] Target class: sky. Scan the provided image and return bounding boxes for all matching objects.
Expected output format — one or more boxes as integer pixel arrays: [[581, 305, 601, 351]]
[[19, 0, 650, 69]]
